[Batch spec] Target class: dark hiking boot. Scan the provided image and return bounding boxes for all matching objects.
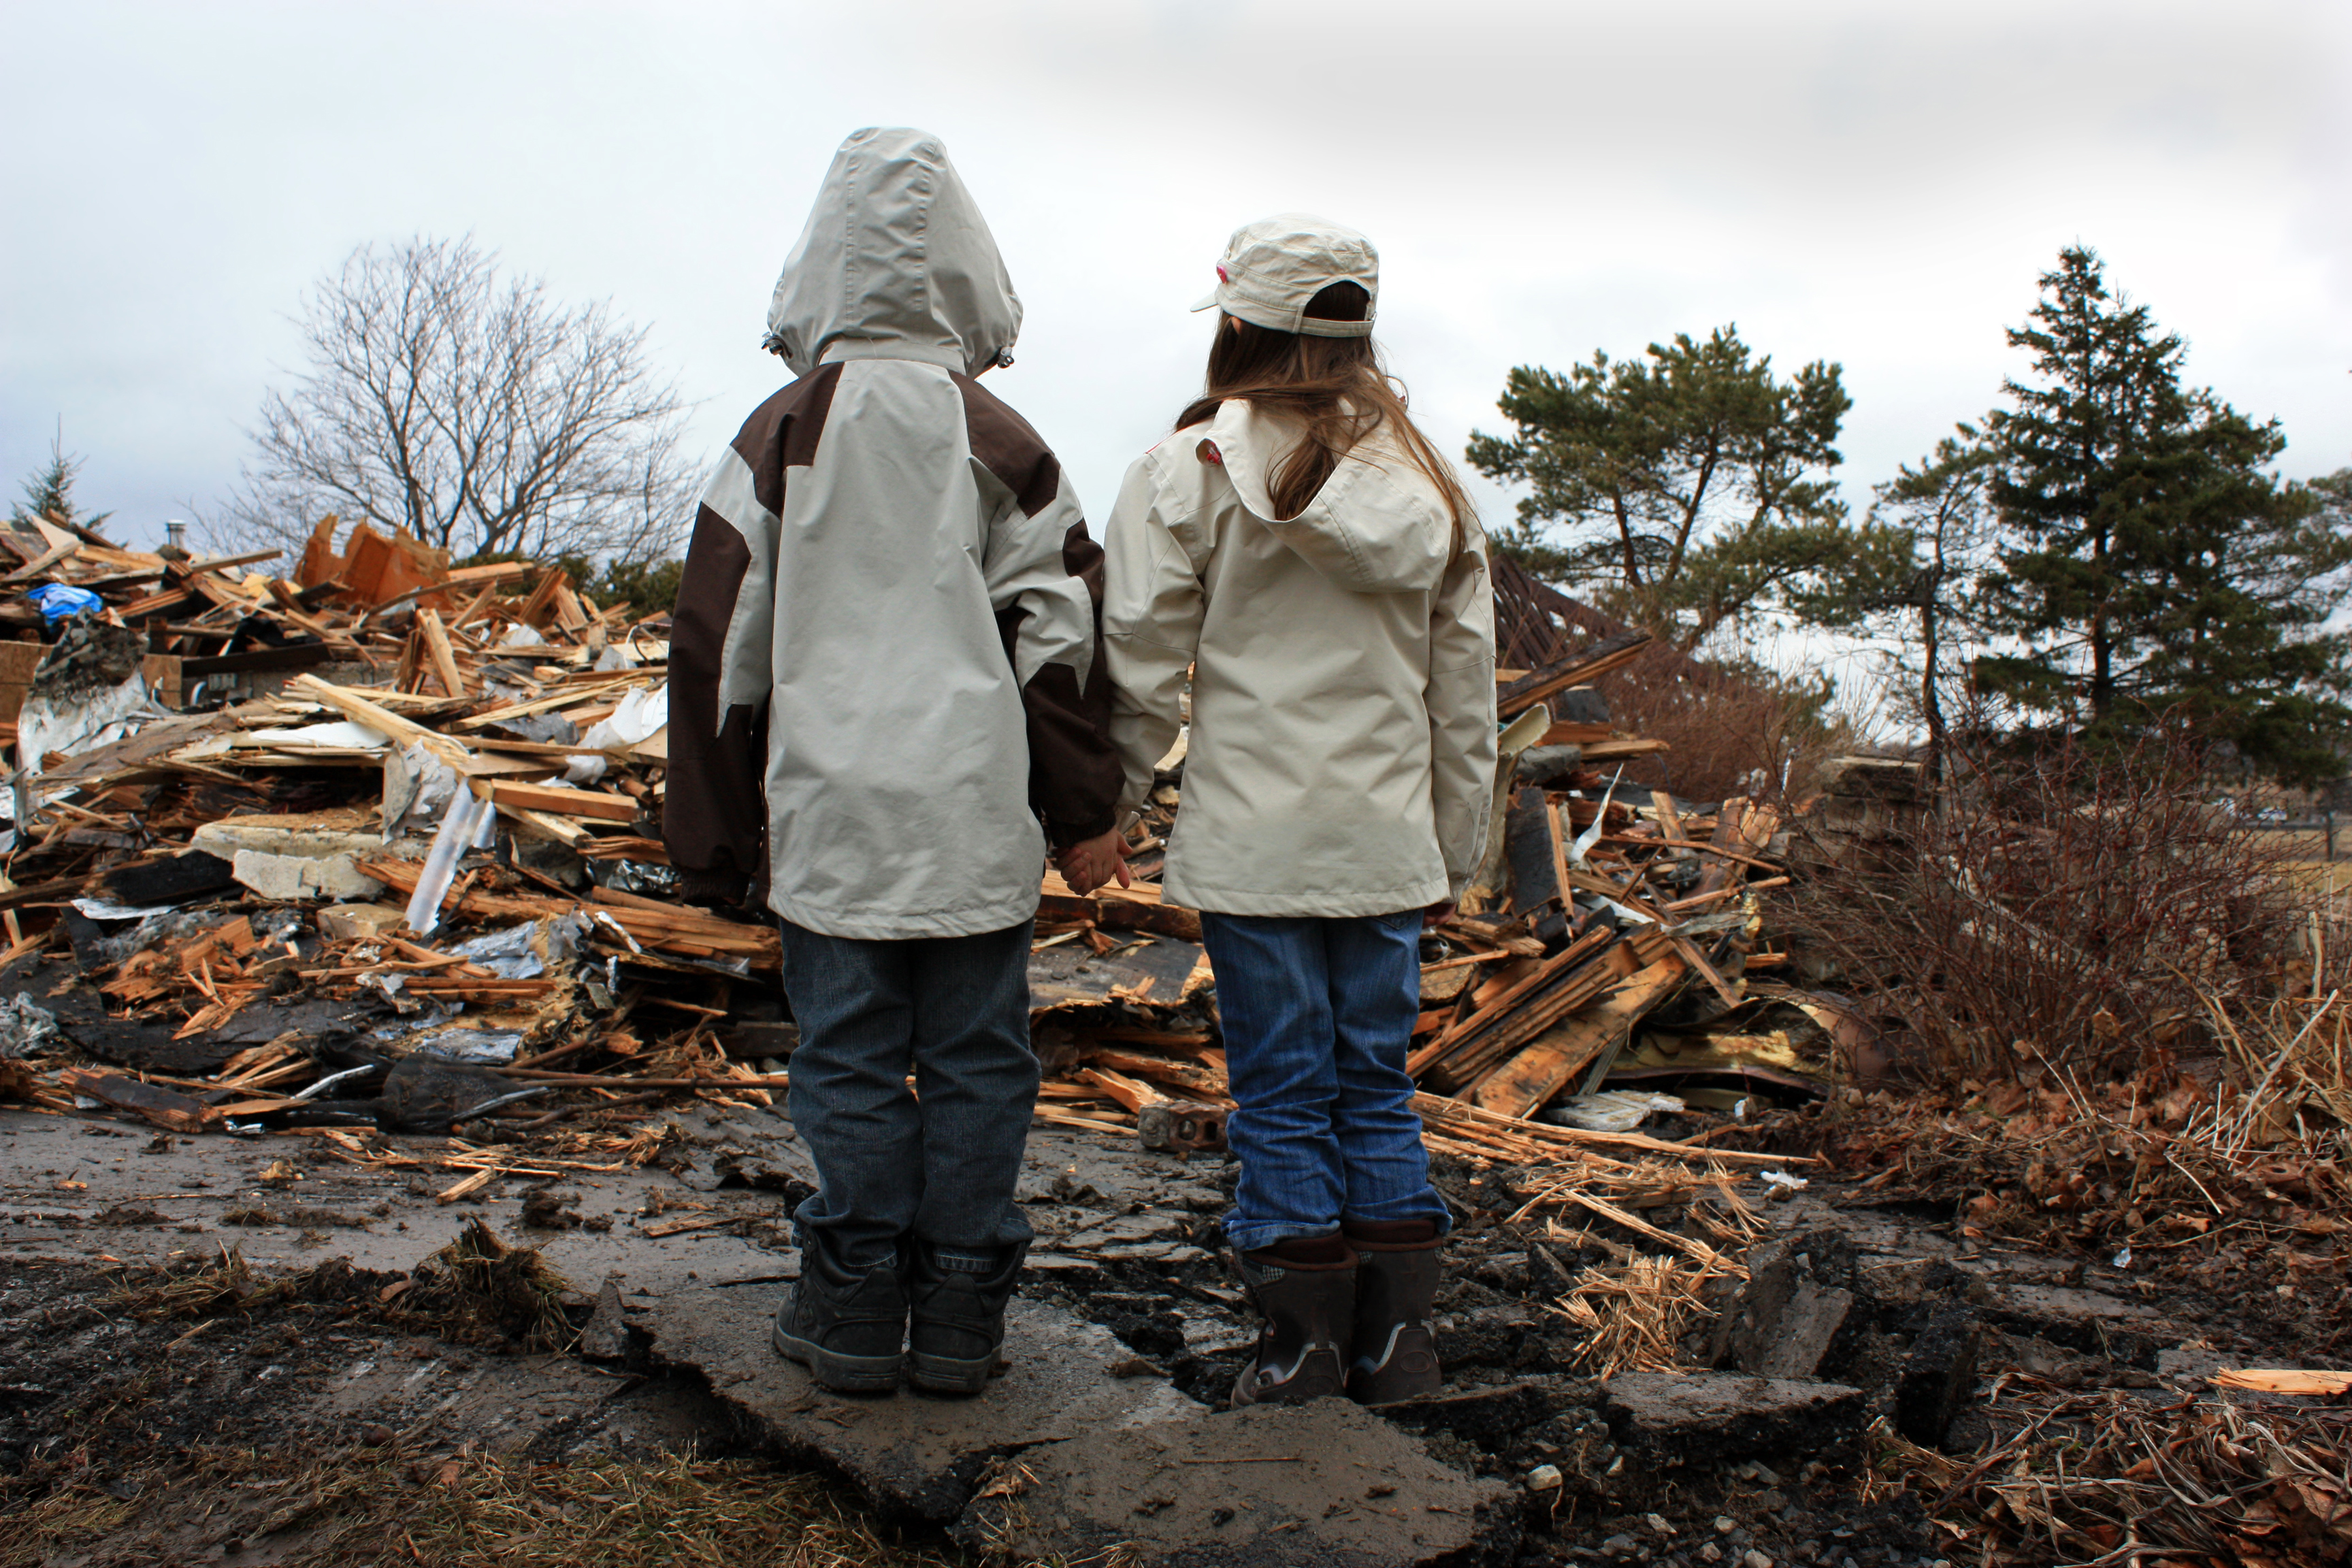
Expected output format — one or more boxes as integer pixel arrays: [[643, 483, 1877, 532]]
[[1230, 1234, 1357, 1407], [907, 1241, 1026, 1394], [1343, 1220, 1444, 1406], [771, 1243, 908, 1394]]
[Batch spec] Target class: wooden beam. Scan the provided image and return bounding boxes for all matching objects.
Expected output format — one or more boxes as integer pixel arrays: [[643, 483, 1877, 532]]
[[475, 778, 641, 822], [416, 607, 466, 698], [0, 540, 79, 584], [1468, 957, 1687, 1120], [1495, 629, 1651, 719], [287, 673, 474, 772]]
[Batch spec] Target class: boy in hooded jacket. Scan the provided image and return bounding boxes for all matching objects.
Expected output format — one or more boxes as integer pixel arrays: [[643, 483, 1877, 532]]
[[666, 127, 1126, 1396], [1079, 215, 1497, 1407]]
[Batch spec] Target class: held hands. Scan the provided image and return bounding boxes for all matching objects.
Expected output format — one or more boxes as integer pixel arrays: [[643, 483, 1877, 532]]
[[1422, 899, 1456, 930], [1058, 828, 1133, 896]]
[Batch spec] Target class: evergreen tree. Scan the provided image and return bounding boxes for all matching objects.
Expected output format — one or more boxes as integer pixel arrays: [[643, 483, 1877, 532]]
[[10, 435, 112, 537], [1466, 326, 1854, 651], [1977, 246, 2352, 785]]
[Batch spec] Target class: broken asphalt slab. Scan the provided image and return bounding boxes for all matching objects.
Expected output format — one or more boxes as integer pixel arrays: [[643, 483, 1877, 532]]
[[646, 1280, 1201, 1521], [957, 1397, 1518, 1567], [1602, 1370, 1866, 1467]]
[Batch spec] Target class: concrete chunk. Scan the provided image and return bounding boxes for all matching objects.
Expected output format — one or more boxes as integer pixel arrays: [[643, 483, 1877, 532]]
[[193, 817, 385, 860], [647, 1281, 1200, 1521], [1603, 1371, 1866, 1465], [954, 1399, 1517, 1567], [230, 848, 385, 903], [1712, 1230, 1859, 1379], [1893, 1308, 1981, 1449]]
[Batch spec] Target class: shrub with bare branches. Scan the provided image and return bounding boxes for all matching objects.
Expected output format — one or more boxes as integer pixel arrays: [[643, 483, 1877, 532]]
[[1595, 644, 1877, 806], [1795, 728, 2296, 1081]]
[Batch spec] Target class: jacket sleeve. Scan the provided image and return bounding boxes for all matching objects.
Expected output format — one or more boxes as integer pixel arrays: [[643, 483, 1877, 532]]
[[968, 398, 1123, 850], [1426, 527, 1499, 900], [663, 446, 778, 905], [1101, 453, 1205, 819]]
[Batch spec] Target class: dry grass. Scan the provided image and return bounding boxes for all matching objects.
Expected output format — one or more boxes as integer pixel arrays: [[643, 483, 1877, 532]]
[[0, 1448, 978, 1568], [1868, 1390, 2352, 1567], [104, 1244, 395, 1322], [400, 1215, 579, 1352], [1550, 1254, 1727, 1378]]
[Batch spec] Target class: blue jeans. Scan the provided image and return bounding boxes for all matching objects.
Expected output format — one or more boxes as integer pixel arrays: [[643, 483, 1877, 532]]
[[1198, 910, 1451, 1254], [777, 917, 1039, 1271]]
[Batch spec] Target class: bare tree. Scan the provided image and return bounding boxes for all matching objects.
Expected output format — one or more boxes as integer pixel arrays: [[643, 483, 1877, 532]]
[[209, 235, 694, 566]]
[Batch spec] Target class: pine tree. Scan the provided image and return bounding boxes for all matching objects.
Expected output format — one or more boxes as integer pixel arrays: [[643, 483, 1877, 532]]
[[10, 435, 112, 536], [1466, 326, 1854, 651], [1976, 246, 2352, 784]]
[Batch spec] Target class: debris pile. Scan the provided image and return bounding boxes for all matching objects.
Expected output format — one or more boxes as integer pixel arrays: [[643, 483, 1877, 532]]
[[0, 515, 1825, 1232]]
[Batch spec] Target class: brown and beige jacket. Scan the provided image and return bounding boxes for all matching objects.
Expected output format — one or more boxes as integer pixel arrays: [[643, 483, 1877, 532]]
[[665, 127, 1118, 939]]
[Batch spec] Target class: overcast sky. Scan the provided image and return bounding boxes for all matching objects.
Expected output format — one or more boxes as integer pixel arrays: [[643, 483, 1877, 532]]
[[4, 0, 2348, 572]]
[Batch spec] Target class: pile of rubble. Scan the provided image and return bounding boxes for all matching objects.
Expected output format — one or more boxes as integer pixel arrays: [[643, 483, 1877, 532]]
[[0, 517, 1830, 1190]]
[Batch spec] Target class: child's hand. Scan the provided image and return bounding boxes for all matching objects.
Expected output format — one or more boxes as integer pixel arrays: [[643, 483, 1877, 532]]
[[1058, 828, 1132, 896]]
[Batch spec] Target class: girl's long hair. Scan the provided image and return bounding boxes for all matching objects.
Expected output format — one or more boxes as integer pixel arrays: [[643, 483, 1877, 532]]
[[1175, 282, 1473, 542]]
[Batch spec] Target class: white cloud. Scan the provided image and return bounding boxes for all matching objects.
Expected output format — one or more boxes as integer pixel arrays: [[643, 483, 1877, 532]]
[[2, 0, 2346, 549]]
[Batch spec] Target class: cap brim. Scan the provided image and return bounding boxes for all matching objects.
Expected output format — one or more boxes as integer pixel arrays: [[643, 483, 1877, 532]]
[[1189, 291, 1221, 312]]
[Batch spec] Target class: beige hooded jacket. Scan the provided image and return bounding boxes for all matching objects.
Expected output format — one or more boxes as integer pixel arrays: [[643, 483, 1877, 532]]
[[665, 128, 1119, 939], [1102, 401, 1497, 917]]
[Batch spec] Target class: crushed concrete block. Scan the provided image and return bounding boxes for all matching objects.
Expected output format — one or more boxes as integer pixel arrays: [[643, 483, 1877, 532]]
[[647, 1282, 1200, 1520], [1712, 1229, 1858, 1379], [1377, 1377, 1590, 1449], [1893, 1307, 1980, 1448], [953, 1398, 1517, 1567], [229, 849, 385, 903], [1603, 1371, 1866, 1466], [193, 818, 385, 860], [578, 1275, 628, 1361], [317, 902, 409, 941]]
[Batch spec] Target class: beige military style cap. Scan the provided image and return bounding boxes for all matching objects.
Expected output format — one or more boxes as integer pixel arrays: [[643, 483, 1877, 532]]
[[1190, 213, 1379, 338]]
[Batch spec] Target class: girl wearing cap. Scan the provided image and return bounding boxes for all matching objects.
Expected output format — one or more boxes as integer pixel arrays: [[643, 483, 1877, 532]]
[[1071, 215, 1497, 1406]]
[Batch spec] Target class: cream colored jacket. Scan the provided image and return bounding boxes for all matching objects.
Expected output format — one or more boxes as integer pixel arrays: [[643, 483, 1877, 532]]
[[1102, 402, 1497, 917]]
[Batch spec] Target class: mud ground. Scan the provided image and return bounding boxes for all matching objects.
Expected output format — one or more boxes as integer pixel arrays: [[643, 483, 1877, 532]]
[[2, 1100, 2337, 1567]]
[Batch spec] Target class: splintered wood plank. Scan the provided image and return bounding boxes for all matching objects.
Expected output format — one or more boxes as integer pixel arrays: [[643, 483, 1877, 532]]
[[455, 676, 650, 729], [1545, 798, 1575, 912], [1468, 957, 1688, 1120], [1503, 787, 1562, 916], [476, 779, 640, 822], [1579, 738, 1671, 761], [1650, 790, 1685, 841], [493, 803, 590, 849], [417, 607, 466, 698], [1494, 629, 1651, 719], [55, 1068, 222, 1134], [287, 674, 473, 772]]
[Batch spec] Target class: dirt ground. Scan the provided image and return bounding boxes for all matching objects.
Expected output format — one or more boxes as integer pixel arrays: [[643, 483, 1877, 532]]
[[4, 1096, 2347, 1567]]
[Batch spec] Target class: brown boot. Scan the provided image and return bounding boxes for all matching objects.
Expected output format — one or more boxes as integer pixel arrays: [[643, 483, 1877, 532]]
[[1229, 1233, 1356, 1407], [1343, 1220, 1444, 1405]]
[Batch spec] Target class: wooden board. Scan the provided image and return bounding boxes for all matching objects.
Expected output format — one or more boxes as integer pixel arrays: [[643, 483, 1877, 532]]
[[1469, 958, 1688, 1120], [477, 779, 640, 822], [1503, 786, 1562, 915], [1495, 629, 1651, 719]]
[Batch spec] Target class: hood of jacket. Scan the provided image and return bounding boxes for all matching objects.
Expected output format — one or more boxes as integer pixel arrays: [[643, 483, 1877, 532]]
[[1197, 399, 1454, 595], [764, 127, 1022, 378]]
